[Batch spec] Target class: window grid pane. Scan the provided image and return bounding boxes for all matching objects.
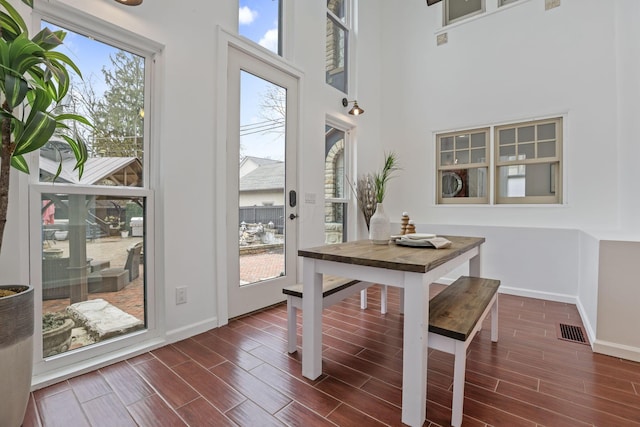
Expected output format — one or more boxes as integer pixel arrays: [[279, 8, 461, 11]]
[[39, 22, 145, 188], [496, 118, 560, 165], [326, 15, 348, 93], [325, 125, 348, 243], [436, 128, 489, 204]]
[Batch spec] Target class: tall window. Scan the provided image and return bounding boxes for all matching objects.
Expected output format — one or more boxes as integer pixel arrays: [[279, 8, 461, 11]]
[[34, 17, 157, 359], [326, 0, 349, 93], [435, 117, 563, 205], [325, 125, 349, 243], [444, 0, 484, 25], [239, 0, 282, 55]]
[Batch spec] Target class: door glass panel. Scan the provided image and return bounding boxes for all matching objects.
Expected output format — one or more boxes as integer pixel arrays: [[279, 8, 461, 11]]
[[41, 193, 145, 357], [239, 71, 286, 286]]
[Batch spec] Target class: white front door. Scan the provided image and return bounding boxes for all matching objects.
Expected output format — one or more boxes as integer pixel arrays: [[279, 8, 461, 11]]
[[226, 46, 299, 318]]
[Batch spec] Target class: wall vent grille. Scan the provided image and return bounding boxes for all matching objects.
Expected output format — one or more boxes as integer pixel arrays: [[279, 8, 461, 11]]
[[556, 323, 588, 345]]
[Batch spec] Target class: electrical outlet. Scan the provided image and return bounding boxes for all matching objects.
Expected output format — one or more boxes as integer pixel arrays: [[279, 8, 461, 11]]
[[545, 0, 560, 10], [176, 286, 187, 305]]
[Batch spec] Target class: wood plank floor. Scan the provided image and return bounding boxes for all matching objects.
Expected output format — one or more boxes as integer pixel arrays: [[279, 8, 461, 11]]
[[23, 285, 640, 426]]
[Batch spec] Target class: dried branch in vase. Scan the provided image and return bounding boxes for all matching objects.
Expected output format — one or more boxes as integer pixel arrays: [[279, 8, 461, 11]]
[[356, 174, 376, 230]]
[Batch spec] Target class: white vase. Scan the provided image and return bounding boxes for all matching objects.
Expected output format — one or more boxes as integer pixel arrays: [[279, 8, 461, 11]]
[[369, 203, 391, 244]]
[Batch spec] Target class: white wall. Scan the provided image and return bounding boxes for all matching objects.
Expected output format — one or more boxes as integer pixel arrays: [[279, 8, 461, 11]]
[[577, 231, 600, 342], [407, 223, 580, 302], [614, 0, 640, 232], [595, 238, 640, 361], [378, 0, 621, 231]]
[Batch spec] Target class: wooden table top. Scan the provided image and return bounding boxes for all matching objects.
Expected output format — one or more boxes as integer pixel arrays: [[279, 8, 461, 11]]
[[298, 236, 485, 273]]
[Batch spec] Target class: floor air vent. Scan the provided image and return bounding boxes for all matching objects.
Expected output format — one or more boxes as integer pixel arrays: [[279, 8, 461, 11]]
[[556, 323, 588, 345]]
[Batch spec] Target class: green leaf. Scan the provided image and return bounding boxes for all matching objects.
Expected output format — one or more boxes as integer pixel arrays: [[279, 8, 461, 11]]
[[56, 113, 94, 128], [31, 28, 63, 51], [13, 110, 56, 156], [0, 0, 28, 35], [43, 51, 82, 78], [10, 154, 29, 174], [4, 73, 28, 108], [61, 134, 87, 179], [0, 11, 21, 41]]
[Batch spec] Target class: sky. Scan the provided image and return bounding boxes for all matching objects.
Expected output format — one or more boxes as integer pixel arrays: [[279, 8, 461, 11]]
[[43, 20, 121, 101]]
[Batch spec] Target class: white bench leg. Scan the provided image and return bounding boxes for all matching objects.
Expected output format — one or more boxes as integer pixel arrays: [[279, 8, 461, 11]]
[[287, 296, 298, 353], [361, 286, 388, 314], [452, 340, 467, 427], [491, 297, 499, 343]]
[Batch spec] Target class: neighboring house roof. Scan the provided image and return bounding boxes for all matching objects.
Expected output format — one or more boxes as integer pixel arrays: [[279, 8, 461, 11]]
[[239, 161, 284, 192], [239, 156, 282, 178], [40, 156, 143, 186], [241, 156, 281, 167]]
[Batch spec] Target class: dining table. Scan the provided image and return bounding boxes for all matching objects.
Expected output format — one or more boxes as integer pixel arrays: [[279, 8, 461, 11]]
[[298, 235, 485, 426]]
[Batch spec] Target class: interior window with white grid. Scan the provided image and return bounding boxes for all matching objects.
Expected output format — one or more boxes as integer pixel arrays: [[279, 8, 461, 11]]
[[437, 128, 490, 204], [435, 117, 563, 205]]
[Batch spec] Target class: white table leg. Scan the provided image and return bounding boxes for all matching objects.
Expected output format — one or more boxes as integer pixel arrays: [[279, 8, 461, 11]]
[[360, 289, 368, 309], [401, 272, 429, 426], [469, 246, 481, 277], [302, 257, 323, 380], [491, 296, 499, 343]]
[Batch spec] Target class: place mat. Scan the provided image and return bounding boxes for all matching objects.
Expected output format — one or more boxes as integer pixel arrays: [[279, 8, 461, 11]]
[[394, 236, 452, 249]]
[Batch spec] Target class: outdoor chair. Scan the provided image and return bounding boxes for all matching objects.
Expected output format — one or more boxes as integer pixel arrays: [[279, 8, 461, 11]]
[[88, 242, 143, 293]]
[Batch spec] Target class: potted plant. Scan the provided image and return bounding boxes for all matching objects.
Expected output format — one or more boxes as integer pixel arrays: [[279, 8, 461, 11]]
[[0, 1, 91, 425], [353, 152, 400, 243]]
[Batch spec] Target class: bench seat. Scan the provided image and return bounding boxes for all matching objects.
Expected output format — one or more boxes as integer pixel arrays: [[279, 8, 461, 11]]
[[284, 275, 387, 353], [428, 276, 500, 427]]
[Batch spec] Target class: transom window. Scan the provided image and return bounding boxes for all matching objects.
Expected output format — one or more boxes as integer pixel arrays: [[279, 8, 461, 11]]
[[238, 0, 282, 55], [326, 0, 349, 93], [436, 117, 563, 205]]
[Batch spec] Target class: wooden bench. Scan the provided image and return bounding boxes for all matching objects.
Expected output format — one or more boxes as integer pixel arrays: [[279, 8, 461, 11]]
[[429, 276, 500, 427], [283, 276, 387, 354]]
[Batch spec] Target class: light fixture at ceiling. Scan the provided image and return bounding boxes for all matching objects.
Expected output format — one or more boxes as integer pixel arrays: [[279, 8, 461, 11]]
[[342, 98, 365, 116], [114, 0, 143, 5]]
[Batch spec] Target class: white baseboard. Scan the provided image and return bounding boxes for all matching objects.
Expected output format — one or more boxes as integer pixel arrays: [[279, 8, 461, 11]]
[[165, 316, 219, 345], [575, 298, 597, 348], [592, 339, 640, 363], [497, 285, 577, 305]]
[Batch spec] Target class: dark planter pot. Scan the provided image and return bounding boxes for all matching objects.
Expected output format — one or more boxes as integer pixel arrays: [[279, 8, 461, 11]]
[[43, 318, 74, 357], [0, 285, 34, 427]]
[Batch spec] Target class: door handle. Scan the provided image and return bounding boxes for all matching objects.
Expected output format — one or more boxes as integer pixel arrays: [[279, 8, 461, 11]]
[[289, 213, 298, 220]]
